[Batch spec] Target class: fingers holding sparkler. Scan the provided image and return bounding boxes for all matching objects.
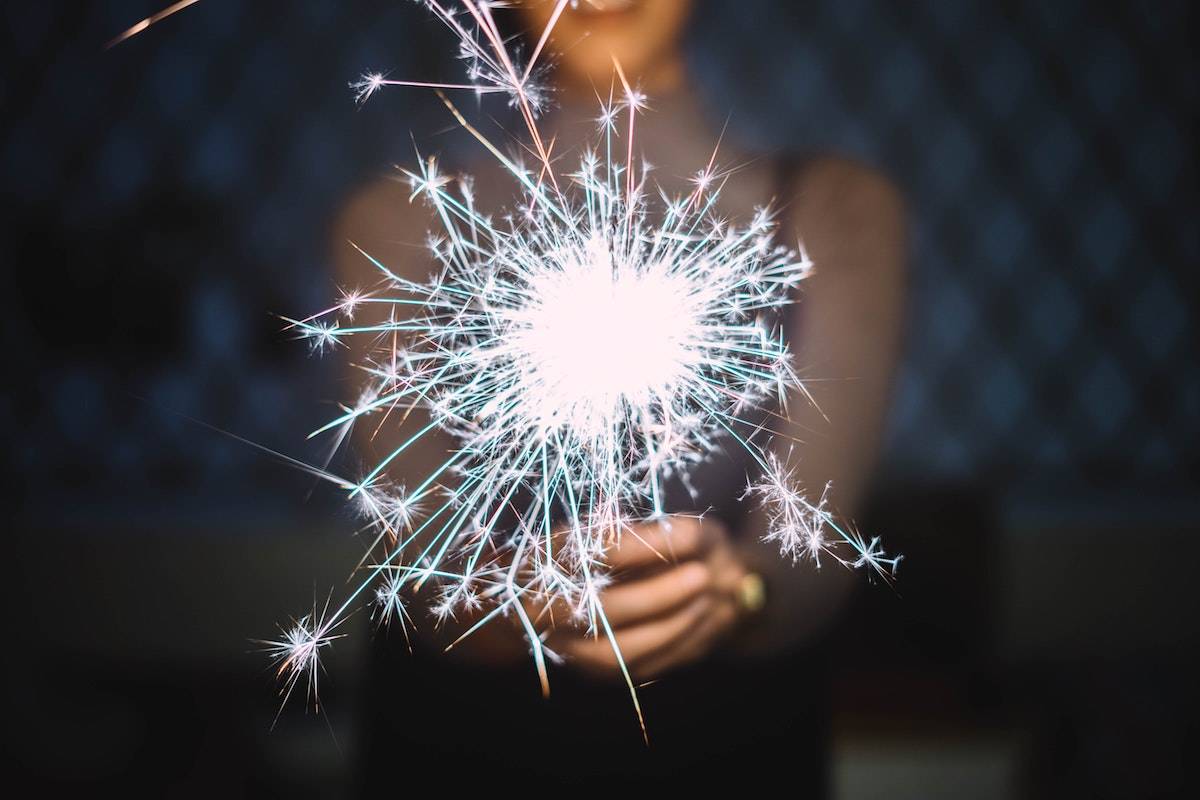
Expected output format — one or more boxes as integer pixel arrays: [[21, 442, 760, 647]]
[[560, 593, 716, 680], [603, 515, 713, 571], [598, 560, 710, 628], [520, 515, 751, 682]]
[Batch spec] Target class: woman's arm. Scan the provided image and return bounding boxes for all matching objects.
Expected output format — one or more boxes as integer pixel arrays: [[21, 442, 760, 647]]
[[332, 176, 531, 662], [732, 156, 909, 656]]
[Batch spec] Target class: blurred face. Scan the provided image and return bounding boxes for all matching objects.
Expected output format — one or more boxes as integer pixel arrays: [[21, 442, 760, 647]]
[[517, 0, 694, 90]]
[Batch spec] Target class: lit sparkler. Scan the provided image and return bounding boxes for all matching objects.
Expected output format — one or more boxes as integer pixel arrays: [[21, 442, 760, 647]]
[[271, 0, 898, 730]]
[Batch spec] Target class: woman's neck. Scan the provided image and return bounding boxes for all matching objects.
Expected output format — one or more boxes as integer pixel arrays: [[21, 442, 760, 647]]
[[556, 50, 687, 100]]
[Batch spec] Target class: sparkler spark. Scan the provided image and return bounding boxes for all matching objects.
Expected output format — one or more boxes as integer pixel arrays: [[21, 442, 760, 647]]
[[105, 0, 203, 49], [256, 598, 345, 715], [263, 0, 900, 730]]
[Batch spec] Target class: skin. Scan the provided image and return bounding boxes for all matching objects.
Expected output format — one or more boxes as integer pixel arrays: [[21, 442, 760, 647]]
[[518, 0, 692, 94], [526, 516, 748, 682], [334, 0, 908, 682]]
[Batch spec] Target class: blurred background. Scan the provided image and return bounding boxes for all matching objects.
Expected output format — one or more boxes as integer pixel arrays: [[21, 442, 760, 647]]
[[3, 1, 1196, 797]]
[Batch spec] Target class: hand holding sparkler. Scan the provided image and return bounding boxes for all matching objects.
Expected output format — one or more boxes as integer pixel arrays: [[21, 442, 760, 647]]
[[529, 515, 751, 682]]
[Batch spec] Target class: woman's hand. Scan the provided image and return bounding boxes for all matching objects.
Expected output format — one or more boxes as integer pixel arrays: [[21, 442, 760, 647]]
[[547, 515, 752, 682]]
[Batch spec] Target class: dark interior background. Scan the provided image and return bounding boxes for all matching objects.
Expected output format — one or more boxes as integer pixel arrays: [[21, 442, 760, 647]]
[[3, 1, 1196, 797]]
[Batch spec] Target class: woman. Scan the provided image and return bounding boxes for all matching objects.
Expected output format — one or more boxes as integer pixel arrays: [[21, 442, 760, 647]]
[[339, 1, 906, 790]]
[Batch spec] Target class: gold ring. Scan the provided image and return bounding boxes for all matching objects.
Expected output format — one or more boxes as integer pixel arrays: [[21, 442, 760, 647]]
[[737, 572, 766, 614]]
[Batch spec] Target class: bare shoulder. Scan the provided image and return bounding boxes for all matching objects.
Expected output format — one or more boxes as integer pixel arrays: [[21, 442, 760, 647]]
[[789, 156, 906, 237]]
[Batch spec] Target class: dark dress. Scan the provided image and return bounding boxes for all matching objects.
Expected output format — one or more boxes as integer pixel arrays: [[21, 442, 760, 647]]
[[357, 623, 829, 792]]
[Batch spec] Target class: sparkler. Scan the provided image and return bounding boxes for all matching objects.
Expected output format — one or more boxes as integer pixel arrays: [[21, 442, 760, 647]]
[[270, 0, 900, 731]]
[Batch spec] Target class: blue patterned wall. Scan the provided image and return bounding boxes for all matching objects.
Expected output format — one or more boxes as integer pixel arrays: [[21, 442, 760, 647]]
[[690, 1, 1198, 497]]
